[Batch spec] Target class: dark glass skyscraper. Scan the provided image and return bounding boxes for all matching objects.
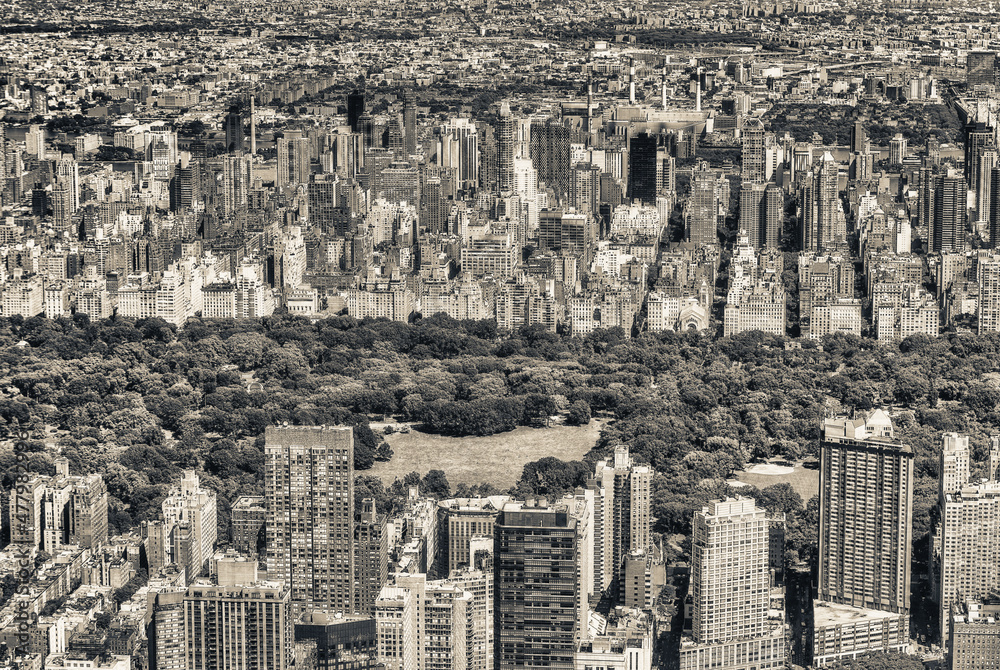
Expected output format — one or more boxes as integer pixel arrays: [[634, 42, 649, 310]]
[[347, 90, 366, 133], [628, 132, 658, 205]]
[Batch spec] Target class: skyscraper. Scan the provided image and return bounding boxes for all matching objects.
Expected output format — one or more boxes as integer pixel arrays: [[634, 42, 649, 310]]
[[933, 173, 966, 253], [740, 181, 781, 250], [354, 498, 388, 616], [592, 446, 652, 598], [223, 101, 246, 153], [265, 425, 355, 615], [347, 90, 366, 133], [687, 164, 718, 247], [494, 499, 587, 670], [529, 119, 571, 201], [965, 122, 994, 187], [741, 118, 767, 182], [812, 410, 912, 665], [182, 581, 294, 670], [161, 471, 218, 584], [978, 145, 999, 226], [496, 103, 515, 192], [818, 410, 912, 612], [679, 497, 785, 670], [438, 118, 479, 192], [402, 89, 417, 156], [628, 133, 659, 205], [277, 136, 311, 190], [850, 119, 866, 154], [932, 434, 1000, 643], [967, 51, 998, 86]]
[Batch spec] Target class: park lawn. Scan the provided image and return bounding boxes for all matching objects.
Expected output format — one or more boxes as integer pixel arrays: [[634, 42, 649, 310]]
[[370, 420, 604, 489], [734, 464, 820, 502]]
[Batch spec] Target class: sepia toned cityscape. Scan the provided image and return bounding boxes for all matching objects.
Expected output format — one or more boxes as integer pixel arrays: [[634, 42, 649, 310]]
[[2, 0, 1000, 669]]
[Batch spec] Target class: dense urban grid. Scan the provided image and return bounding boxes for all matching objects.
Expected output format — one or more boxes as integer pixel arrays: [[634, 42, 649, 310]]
[[2, 0, 1000, 669]]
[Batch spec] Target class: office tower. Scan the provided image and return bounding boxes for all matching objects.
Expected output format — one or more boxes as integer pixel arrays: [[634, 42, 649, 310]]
[[818, 410, 912, 612], [933, 173, 966, 252], [571, 162, 601, 215], [850, 120, 866, 154], [538, 209, 596, 262], [967, 51, 998, 86], [966, 122, 994, 187], [495, 499, 587, 670], [403, 89, 417, 156], [687, 164, 718, 246], [530, 119, 571, 201], [224, 102, 246, 153], [628, 133, 658, 205], [438, 118, 479, 192], [295, 614, 378, 670], [347, 90, 366, 132], [231, 495, 266, 558], [385, 118, 404, 158], [359, 113, 378, 153], [354, 498, 388, 616], [421, 177, 445, 234], [179, 581, 294, 670], [679, 497, 785, 670], [266, 425, 355, 615], [592, 446, 652, 598], [741, 118, 767, 182], [978, 146, 999, 225], [658, 149, 676, 197], [162, 471, 217, 584], [277, 136, 311, 190], [380, 161, 420, 206]]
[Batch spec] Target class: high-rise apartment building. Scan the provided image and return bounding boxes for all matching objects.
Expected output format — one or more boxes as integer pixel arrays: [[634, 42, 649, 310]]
[[495, 103, 515, 193], [813, 410, 912, 666], [741, 118, 767, 182], [932, 434, 1000, 643], [965, 122, 994, 187], [494, 499, 588, 670], [182, 581, 294, 670], [277, 136, 312, 190], [980, 257, 1000, 333], [592, 446, 652, 598], [354, 498, 388, 616], [739, 182, 782, 250], [14, 457, 109, 553], [231, 495, 266, 558], [933, 173, 967, 253], [679, 497, 785, 670], [265, 425, 355, 615], [162, 471, 218, 584], [687, 164, 719, 247]]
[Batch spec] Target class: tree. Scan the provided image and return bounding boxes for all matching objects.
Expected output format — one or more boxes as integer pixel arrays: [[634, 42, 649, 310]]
[[375, 441, 394, 461], [420, 470, 451, 498], [566, 399, 591, 426]]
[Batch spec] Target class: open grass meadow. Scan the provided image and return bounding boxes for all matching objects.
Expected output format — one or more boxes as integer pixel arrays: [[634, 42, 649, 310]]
[[370, 420, 604, 489]]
